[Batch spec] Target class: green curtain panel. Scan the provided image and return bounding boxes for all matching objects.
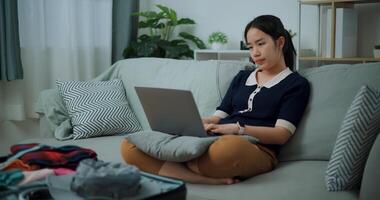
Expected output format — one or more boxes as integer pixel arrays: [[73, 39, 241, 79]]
[[0, 0, 23, 81], [111, 0, 139, 63]]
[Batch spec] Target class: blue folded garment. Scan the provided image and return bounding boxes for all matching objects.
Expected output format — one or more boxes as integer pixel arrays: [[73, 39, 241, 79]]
[[71, 159, 141, 199]]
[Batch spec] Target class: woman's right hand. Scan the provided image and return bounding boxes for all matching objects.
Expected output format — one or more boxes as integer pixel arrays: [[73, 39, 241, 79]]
[[202, 116, 221, 133], [202, 118, 212, 124], [202, 116, 220, 125], [202, 117, 212, 133]]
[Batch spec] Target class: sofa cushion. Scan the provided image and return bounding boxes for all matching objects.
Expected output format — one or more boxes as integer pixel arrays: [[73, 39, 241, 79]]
[[325, 85, 380, 191], [359, 134, 380, 200], [35, 58, 250, 138], [126, 131, 259, 162], [187, 161, 358, 200], [109, 58, 248, 130], [56, 79, 142, 139], [279, 62, 380, 161]]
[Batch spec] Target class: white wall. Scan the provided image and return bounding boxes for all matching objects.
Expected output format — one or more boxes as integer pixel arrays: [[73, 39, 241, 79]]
[[139, 0, 380, 57], [139, 0, 304, 50]]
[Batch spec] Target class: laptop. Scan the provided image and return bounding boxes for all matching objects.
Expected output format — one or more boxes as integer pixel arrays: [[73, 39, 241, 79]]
[[135, 87, 210, 137]]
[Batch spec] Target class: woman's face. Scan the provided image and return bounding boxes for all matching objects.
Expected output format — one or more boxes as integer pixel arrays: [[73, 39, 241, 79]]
[[246, 28, 284, 71]]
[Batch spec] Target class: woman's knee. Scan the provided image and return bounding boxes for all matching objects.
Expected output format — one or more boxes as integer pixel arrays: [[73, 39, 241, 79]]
[[195, 135, 253, 177], [120, 139, 138, 164], [207, 135, 252, 163], [196, 135, 275, 178], [120, 139, 164, 174]]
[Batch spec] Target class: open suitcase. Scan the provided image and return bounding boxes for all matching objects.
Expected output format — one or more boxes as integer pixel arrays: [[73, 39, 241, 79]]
[[1, 172, 186, 200]]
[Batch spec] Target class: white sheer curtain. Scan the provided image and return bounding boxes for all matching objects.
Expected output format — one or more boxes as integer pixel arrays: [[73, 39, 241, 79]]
[[0, 0, 112, 120]]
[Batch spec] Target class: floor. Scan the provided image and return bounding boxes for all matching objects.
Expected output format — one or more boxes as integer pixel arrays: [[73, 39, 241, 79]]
[[0, 118, 40, 155]]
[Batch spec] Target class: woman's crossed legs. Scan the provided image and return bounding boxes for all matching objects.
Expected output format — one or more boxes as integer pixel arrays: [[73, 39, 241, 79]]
[[120, 135, 277, 185]]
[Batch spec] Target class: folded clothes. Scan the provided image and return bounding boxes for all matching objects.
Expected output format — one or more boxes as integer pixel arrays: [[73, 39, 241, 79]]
[[71, 159, 141, 199], [46, 169, 186, 200], [0, 145, 43, 170], [18, 169, 54, 186], [0, 170, 24, 187], [2, 159, 35, 172], [6, 143, 97, 169], [1, 168, 76, 189], [53, 168, 75, 176]]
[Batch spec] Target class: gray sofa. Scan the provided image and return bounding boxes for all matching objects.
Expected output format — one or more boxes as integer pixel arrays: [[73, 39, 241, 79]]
[[23, 58, 380, 200]]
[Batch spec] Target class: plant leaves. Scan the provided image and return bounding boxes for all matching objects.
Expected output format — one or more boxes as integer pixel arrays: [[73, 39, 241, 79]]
[[177, 18, 195, 25], [123, 42, 138, 58], [156, 4, 177, 26], [164, 44, 191, 59], [123, 5, 204, 59], [155, 22, 165, 29], [156, 4, 175, 19], [179, 32, 206, 49], [170, 39, 187, 45]]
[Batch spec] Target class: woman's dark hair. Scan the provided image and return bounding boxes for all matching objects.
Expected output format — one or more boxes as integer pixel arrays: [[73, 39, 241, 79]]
[[244, 15, 296, 71]]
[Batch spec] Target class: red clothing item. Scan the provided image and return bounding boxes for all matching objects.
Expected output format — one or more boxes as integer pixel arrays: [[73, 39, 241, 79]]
[[10, 143, 97, 170], [3, 159, 36, 171], [53, 168, 75, 175]]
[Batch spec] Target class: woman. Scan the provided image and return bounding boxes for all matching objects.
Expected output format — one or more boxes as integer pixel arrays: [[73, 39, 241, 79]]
[[120, 15, 310, 185]]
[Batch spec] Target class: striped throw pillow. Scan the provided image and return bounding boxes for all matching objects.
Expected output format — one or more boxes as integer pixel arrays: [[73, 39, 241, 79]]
[[56, 79, 142, 139], [325, 85, 380, 191]]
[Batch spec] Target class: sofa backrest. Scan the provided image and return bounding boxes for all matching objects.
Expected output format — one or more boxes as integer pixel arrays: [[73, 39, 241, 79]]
[[108, 58, 248, 130], [359, 133, 380, 200], [279, 62, 380, 161]]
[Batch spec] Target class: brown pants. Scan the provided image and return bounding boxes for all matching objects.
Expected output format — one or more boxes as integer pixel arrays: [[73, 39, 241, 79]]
[[120, 135, 277, 179]]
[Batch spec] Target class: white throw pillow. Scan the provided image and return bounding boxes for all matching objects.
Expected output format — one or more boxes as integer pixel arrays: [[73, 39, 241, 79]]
[[325, 85, 380, 191], [56, 79, 142, 139]]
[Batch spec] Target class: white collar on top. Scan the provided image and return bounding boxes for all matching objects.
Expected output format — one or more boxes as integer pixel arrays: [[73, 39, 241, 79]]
[[245, 67, 292, 88]]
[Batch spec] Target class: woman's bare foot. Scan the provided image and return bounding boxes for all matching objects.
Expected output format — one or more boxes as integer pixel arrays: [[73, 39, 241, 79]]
[[158, 162, 240, 185], [207, 177, 240, 185]]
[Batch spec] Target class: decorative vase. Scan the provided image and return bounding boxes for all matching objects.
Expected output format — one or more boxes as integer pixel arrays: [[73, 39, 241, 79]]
[[211, 43, 224, 50], [374, 49, 380, 58]]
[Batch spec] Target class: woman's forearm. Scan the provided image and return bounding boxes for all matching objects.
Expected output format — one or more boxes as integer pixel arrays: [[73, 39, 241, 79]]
[[244, 125, 291, 145]]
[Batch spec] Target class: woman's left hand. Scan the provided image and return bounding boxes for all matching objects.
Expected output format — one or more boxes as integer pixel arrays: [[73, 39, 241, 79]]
[[207, 123, 238, 135]]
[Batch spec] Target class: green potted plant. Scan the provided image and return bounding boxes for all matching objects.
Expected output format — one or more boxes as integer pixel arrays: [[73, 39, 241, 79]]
[[374, 45, 380, 58], [208, 31, 228, 50], [288, 29, 297, 39], [123, 4, 206, 59]]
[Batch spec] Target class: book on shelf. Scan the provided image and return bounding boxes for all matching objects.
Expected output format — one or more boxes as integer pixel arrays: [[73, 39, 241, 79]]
[[322, 7, 358, 58]]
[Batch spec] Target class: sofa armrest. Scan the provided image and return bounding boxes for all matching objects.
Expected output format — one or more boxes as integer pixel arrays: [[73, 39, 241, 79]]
[[359, 133, 380, 200], [35, 89, 72, 139]]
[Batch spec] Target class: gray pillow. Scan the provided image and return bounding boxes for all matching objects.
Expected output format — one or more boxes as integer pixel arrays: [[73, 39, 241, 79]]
[[56, 79, 142, 139], [126, 131, 259, 162], [325, 85, 380, 191]]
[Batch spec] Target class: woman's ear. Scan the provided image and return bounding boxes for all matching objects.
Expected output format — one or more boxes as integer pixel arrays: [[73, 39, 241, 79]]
[[277, 36, 285, 49]]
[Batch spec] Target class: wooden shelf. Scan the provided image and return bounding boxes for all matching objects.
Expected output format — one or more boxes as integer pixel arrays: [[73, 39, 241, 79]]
[[299, 56, 380, 62], [297, 0, 380, 69], [300, 0, 379, 5]]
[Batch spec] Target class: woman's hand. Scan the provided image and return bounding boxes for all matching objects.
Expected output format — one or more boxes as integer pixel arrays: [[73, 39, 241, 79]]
[[202, 116, 220, 125], [202, 118, 212, 124], [205, 123, 239, 135]]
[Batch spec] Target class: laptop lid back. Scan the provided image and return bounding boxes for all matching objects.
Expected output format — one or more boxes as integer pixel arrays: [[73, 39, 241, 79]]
[[135, 87, 208, 137]]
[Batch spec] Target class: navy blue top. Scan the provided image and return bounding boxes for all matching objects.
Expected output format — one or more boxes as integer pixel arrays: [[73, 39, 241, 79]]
[[216, 69, 310, 153]]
